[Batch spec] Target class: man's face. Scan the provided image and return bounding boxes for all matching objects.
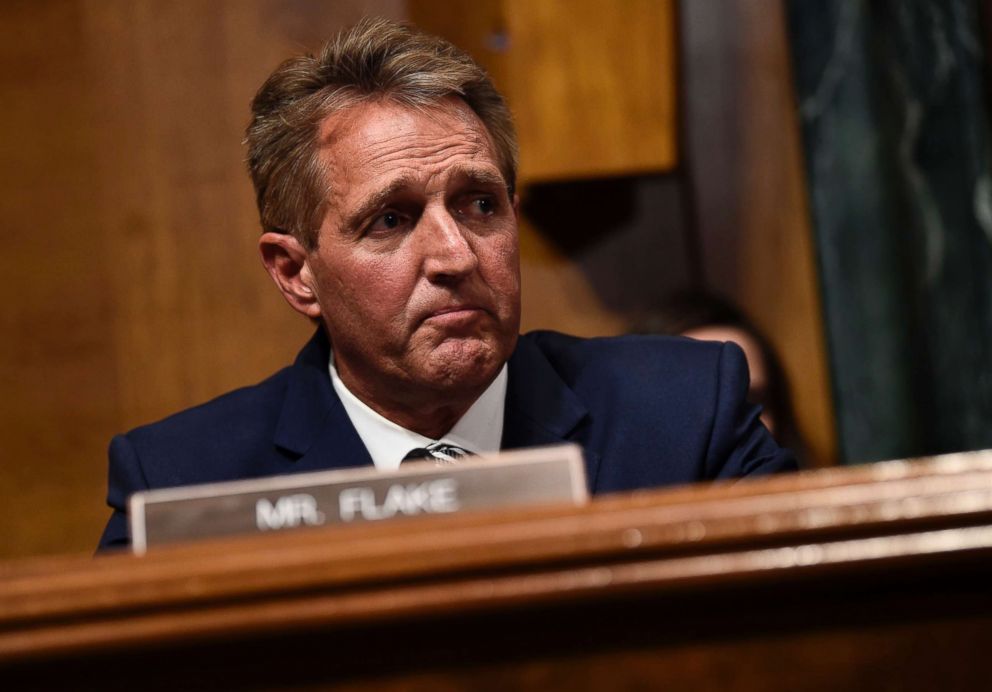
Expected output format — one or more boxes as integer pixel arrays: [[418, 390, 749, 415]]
[[304, 97, 521, 413]]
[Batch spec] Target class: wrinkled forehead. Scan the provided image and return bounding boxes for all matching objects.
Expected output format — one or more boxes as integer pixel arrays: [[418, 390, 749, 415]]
[[323, 97, 499, 168], [318, 94, 488, 142]]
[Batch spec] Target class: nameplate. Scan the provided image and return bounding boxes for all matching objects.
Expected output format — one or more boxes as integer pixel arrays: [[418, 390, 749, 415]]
[[128, 444, 587, 554]]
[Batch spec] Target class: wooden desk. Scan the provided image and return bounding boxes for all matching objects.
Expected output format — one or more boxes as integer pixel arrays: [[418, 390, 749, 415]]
[[2, 452, 991, 690]]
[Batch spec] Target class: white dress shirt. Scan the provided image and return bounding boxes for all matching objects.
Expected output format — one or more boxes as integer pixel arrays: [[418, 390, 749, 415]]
[[329, 354, 506, 470]]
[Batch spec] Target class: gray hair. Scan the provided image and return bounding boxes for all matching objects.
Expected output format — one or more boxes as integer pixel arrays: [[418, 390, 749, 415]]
[[246, 17, 518, 250]]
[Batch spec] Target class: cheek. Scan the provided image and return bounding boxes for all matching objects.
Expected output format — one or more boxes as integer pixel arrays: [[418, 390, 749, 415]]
[[480, 232, 520, 284], [318, 254, 410, 327]]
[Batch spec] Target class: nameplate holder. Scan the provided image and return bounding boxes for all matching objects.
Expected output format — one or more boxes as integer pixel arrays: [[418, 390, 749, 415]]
[[128, 444, 587, 554]]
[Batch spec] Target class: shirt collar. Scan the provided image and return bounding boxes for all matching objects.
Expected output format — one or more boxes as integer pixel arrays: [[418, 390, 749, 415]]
[[328, 353, 506, 470]]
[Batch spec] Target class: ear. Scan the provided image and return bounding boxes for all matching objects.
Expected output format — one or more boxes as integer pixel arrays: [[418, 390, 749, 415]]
[[259, 232, 322, 319], [512, 192, 520, 220]]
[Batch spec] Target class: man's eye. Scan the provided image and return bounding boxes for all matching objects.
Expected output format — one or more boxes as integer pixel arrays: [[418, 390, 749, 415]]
[[367, 210, 408, 235], [461, 196, 497, 218]]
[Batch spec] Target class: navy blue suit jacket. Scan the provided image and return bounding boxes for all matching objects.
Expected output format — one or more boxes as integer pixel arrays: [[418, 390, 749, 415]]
[[99, 330, 795, 549]]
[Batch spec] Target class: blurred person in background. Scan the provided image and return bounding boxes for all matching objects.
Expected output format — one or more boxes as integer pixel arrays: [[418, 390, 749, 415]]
[[635, 292, 807, 467]]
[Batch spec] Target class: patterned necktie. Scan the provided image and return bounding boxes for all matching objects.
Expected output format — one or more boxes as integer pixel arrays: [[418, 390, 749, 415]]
[[401, 442, 473, 465]]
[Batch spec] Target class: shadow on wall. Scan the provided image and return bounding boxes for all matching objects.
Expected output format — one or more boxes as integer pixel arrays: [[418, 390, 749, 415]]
[[521, 174, 695, 316]]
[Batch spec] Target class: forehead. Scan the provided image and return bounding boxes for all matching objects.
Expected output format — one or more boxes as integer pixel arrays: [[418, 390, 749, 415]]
[[317, 97, 502, 200]]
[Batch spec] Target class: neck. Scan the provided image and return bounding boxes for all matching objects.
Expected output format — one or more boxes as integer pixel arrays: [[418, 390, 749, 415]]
[[335, 369, 488, 440], [370, 400, 472, 440]]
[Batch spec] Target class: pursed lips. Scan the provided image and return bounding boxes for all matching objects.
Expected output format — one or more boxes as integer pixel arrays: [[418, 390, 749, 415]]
[[421, 303, 489, 326]]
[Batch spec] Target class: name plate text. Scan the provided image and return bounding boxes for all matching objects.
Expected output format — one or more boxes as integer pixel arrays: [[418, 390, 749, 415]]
[[128, 444, 587, 553]]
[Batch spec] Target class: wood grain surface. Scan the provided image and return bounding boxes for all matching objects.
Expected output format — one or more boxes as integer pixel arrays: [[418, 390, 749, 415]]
[[0, 0, 402, 559], [682, 1, 836, 466], [411, 0, 679, 183], [1, 450, 990, 691]]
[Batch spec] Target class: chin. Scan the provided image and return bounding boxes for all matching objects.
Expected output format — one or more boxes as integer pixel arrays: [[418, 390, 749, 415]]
[[423, 336, 509, 389]]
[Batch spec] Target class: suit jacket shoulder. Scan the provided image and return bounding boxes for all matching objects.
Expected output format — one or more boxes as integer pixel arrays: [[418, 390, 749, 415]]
[[98, 368, 295, 551], [509, 331, 795, 493], [99, 330, 370, 550]]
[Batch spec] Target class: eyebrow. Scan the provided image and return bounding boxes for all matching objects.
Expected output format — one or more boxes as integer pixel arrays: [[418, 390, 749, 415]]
[[340, 175, 418, 234], [448, 165, 507, 190], [339, 166, 509, 234]]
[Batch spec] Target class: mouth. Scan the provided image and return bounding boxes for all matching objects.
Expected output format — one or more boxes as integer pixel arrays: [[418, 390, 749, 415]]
[[423, 304, 488, 328]]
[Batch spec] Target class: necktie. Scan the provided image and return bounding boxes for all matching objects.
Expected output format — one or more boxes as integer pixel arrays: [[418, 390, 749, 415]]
[[402, 442, 473, 465]]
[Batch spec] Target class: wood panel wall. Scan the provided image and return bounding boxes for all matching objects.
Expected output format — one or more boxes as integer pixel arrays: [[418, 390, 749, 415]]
[[412, 0, 678, 182], [682, 1, 837, 466], [0, 0, 403, 559]]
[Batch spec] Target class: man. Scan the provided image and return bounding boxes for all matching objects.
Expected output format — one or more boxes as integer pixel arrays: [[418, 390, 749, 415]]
[[99, 18, 795, 550]]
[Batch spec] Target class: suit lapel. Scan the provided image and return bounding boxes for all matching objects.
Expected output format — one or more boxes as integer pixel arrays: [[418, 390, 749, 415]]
[[273, 330, 373, 472], [272, 331, 600, 484], [503, 335, 602, 487]]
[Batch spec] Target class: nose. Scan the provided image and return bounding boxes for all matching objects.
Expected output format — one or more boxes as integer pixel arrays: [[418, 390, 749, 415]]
[[418, 206, 478, 283]]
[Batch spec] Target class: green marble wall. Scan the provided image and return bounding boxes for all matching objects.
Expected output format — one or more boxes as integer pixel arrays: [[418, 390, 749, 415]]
[[787, 0, 992, 462]]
